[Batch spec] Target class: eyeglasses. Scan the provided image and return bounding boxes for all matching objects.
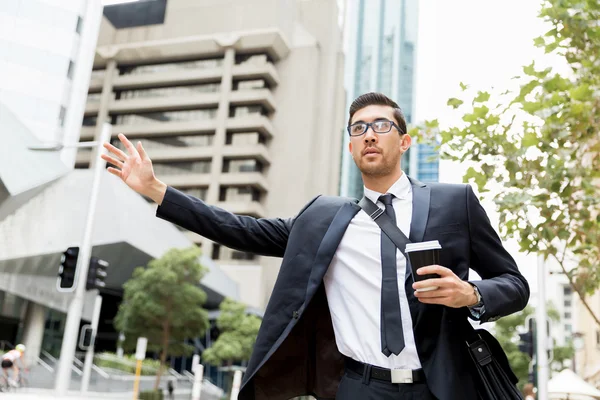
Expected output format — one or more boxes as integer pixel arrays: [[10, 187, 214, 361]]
[[347, 119, 403, 136]]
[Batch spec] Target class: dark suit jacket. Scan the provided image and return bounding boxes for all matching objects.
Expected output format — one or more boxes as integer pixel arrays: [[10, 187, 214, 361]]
[[156, 178, 530, 400]]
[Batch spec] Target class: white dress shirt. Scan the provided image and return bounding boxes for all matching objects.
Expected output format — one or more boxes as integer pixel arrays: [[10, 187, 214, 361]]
[[323, 172, 422, 369]]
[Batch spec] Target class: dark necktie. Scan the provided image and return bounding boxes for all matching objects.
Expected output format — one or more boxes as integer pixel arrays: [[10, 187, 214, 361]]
[[378, 193, 405, 356]]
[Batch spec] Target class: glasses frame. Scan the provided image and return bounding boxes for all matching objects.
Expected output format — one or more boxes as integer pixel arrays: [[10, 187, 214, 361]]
[[347, 119, 403, 137]]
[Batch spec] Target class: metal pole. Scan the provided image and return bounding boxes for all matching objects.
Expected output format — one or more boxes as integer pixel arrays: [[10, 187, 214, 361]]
[[81, 294, 102, 393], [54, 123, 111, 395], [191, 364, 204, 400], [230, 370, 242, 400], [536, 254, 549, 400]]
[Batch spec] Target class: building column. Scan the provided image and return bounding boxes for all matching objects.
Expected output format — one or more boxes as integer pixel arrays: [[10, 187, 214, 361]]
[[202, 44, 236, 255], [20, 301, 47, 366], [91, 59, 117, 168]]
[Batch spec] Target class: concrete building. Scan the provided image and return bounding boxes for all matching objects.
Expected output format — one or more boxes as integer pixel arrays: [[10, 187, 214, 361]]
[[80, 0, 346, 309], [339, 0, 439, 199], [0, 0, 238, 371]]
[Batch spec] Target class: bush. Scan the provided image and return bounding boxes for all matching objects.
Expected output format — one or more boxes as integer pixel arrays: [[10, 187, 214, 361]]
[[139, 389, 164, 400], [94, 352, 161, 375]]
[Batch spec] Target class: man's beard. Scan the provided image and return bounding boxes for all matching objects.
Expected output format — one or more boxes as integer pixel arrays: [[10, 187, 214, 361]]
[[355, 152, 401, 177]]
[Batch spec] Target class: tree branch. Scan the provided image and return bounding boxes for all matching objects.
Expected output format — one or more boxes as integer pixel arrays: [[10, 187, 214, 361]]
[[550, 252, 600, 328]]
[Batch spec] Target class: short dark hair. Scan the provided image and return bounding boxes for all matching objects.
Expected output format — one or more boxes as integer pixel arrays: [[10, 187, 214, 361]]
[[348, 92, 407, 135]]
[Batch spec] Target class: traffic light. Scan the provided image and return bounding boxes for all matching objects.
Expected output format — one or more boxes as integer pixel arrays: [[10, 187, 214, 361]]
[[86, 257, 109, 290], [518, 331, 534, 357], [58, 247, 79, 290], [519, 317, 536, 358]]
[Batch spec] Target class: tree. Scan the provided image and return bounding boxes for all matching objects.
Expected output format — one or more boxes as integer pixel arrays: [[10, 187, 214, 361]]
[[495, 304, 575, 389], [202, 298, 261, 366], [114, 246, 210, 389], [411, 0, 600, 324]]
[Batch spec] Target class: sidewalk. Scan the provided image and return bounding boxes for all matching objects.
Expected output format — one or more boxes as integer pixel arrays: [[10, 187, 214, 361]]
[[0, 388, 194, 399], [0, 388, 133, 399]]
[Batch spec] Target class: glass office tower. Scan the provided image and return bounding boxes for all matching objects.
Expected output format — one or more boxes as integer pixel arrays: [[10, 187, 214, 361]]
[[340, 0, 439, 198]]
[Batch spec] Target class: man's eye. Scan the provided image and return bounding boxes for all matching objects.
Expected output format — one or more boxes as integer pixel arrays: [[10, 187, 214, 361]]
[[352, 124, 366, 133]]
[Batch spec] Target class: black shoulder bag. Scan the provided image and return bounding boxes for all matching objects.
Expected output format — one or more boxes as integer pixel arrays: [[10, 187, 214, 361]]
[[359, 196, 524, 400]]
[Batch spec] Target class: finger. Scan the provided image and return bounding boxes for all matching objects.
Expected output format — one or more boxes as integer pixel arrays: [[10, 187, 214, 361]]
[[118, 133, 139, 158], [103, 142, 128, 161], [413, 278, 447, 290], [414, 288, 452, 298], [416, 265, 451, 276], [101, 154, 125, 168], [137, 141, 150, 162], [107, 167, 123, 179], [417, 296, 453, 305]]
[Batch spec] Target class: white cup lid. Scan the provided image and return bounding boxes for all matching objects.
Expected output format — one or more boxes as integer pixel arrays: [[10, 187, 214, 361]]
[[405, 240, 442, 252]]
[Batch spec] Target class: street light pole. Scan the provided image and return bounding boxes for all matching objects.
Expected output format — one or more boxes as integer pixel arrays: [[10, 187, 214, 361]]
[[54, 123, 111, 395], [536, 254, 549, 400]]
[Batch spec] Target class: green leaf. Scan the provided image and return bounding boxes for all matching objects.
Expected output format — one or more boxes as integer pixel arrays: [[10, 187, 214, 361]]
[[570, 84, 592, 101], [459, 82, 468, 91], [533, 36, 545, 47], [474, 91, 491, 103], [522, 132, 538, 148], [447, 98, 464, 109]]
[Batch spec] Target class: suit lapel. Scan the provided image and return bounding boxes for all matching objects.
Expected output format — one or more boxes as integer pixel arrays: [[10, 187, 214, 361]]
[[405, 178, 431, 282], [305, 201, 361, 302]]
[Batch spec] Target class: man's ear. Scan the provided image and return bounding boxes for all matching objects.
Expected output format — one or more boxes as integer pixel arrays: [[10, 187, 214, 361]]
[[401, 134, 412, 152], [348, 139, 353, 153]]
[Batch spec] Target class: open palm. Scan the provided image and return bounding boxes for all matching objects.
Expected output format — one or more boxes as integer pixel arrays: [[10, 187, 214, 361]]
[[101, 134, 157, 195]]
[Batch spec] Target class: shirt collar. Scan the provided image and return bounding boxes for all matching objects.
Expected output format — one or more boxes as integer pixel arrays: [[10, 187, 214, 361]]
[[363, 172, 412, 205]]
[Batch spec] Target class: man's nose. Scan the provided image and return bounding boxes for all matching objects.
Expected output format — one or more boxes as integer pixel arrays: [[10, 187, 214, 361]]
[[363, 127, 378, 143]]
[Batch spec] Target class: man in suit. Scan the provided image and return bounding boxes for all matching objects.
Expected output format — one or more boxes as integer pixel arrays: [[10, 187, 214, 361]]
[[102, 92, 529, 400]]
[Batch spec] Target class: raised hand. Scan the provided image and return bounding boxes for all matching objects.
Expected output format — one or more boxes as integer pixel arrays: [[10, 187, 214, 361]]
[[101, 134, 167, 204]]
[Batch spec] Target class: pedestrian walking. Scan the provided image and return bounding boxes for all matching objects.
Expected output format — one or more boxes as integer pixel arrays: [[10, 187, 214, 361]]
[[103, 92, 529, 399]]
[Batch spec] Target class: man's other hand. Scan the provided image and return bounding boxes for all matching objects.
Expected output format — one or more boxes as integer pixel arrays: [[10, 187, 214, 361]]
[[101, 133, 167, 205]]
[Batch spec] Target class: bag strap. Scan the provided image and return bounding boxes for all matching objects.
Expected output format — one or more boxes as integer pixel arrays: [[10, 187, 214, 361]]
[[358, 196, 411, 257]]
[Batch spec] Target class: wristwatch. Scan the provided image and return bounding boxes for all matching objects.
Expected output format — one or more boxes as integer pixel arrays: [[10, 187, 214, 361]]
[[469, 283, 483, 308]]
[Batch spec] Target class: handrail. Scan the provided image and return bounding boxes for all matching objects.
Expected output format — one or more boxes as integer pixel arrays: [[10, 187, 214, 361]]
[[35, 356, 54, 373], [40, 350, 57, 363]]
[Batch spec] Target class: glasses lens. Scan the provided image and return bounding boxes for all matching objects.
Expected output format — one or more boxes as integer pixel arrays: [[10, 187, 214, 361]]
[[350, 123, 367, 136], [373, 120, 392, 133]]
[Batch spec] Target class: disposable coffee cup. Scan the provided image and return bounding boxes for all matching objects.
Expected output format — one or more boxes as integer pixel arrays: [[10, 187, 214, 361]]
[[405, 240, 442, 292]]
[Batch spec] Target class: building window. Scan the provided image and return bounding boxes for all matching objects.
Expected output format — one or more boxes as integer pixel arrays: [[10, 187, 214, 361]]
[[231, 250, 256, 261], [152, 161, 211, 175], [564, 312, 572, 319], [222, 159, 263, 173], [58, 106, 67, 126], [564, 286, 573, 296], [233, 79, 267, 91], [75, 16, 83, 34], [117, 83, 221, 99], [87, 92, 102, 103], [211, 244, 221, 260], [67, 61, 75, 79], [119, 58, 224, 75], [114, 109, 218, 125], [565, 324, 572, 333], [176, 186, 208, 200], [229, 105, 266, 118], [235, 54, 272, 65], [82, 116, 97, 126], [226, 132, 266, 145], [110, 135, 214, 151], [219, 186, 261, 202]]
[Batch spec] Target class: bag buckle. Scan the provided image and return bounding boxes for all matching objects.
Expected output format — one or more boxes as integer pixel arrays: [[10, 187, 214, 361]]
[[391, 369, 413, 383]]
